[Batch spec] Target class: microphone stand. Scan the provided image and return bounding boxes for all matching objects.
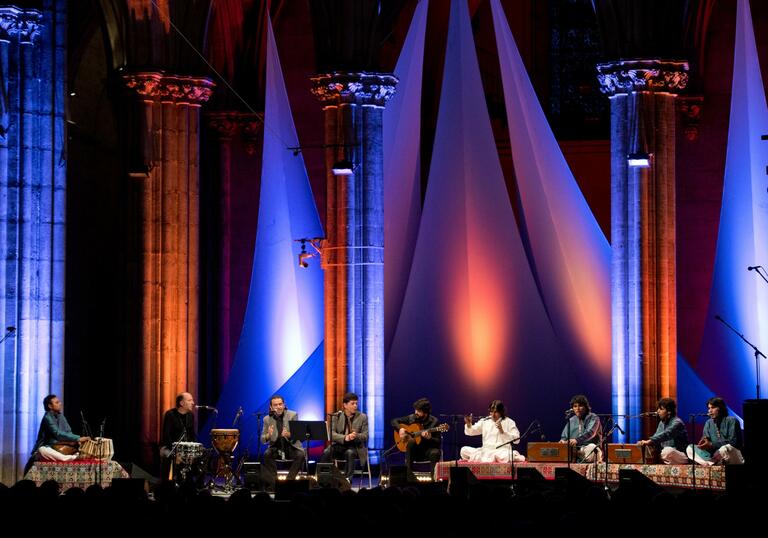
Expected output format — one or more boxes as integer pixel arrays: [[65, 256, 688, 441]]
[[96, 417, 106, 487], [599, 417, 623, 498], [233, 420, 256, 489], [565, 412, 573, 471], [380, 442, 401, 486], [439, 414, 464, 466], [168, 429, 187, 483], [254, 412, 264, 463], [497, 420, 535, 488], [689, 413, 697, 492], [714, 314, 766, 399]]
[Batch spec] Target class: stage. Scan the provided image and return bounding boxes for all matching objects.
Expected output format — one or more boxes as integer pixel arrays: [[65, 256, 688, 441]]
[[435, 460, 727, 491]]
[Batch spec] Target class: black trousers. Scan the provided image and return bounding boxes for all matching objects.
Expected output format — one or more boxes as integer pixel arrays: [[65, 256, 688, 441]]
[[320, 444, 360, 478], [262, 444, 306, 488], [405, 441, 441, 474]]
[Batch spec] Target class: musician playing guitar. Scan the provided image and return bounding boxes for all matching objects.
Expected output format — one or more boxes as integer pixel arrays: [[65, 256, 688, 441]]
[[390, 398, 446, 477]]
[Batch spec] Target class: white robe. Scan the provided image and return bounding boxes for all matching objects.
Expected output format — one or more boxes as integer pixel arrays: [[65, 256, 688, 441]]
[[461, 417, 526, 463]]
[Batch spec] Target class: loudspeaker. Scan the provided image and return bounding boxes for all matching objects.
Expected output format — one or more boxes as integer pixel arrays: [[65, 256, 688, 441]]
[[448, 466, 477, 498], [118, 462, 156, 483], [111, 478, 148, 497], [316, 463, 351, 491], [275, 479, 310, 501], [554, 467, 593, 493], [743, 399, 768, 467], [243, 461, 263, 491], [617, 468, 664, 498], [387, 465, 410, 487], [516, 467, 546, 481]]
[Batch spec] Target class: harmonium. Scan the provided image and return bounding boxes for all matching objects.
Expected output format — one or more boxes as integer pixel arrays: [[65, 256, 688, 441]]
[[526, 442, 572, 463], [605, 443, 654, 464]]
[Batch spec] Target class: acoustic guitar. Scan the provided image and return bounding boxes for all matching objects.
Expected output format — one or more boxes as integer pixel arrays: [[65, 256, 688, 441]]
[[394, 423, 449, 452]]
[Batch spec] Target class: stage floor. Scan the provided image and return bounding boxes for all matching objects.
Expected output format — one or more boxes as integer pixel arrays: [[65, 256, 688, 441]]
[[435, 460, 726, 490]]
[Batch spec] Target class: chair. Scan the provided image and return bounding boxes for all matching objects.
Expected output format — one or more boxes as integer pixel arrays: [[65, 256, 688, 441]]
[[334, 447, 373, 489]]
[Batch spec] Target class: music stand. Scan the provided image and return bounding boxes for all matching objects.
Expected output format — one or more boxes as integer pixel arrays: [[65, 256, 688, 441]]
[[288, 420, 328, 474]]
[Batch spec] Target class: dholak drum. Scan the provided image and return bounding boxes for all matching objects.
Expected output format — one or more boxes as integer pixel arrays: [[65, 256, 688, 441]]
[[79, 437, 114, 460], [173, 441, 204, 464], [211, 429, 239, 455]]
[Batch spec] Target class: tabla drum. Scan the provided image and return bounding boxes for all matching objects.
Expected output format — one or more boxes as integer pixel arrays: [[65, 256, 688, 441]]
[[211, 429, 239, 455], [173, 441, 205, 464], [79, 437, 114, 460]]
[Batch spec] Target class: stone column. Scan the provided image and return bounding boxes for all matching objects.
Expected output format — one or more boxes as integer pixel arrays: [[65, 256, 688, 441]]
[[0, 3, 65, 484], [124, 71, 213, 460], [205, 111, 262, 390], [598, 59, 688, 440], [311, 72, 396, 452]]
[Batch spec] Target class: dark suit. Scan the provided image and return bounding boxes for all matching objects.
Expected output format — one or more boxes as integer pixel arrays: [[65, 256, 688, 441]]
[[261, 410, 305, 488], [391, 413, 442, 474], [320, 411, 369, 477]]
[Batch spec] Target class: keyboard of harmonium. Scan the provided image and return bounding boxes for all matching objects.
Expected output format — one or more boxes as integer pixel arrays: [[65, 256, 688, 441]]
[[606, 443, 653, 464], [526, 442, 572, 463]]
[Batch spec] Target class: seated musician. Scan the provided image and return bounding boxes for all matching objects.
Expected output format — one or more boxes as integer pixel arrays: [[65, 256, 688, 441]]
[[560, 394, 602, 462], [261, 395, 305, 490], [638, 397, 688, 464], [320, 392, 368, 479], [26, 394, 91, 471], [160, 392, 197, 478], [687, 396, 744, 465], [461, 400, 525, 463], [391, 398, 443, 476]]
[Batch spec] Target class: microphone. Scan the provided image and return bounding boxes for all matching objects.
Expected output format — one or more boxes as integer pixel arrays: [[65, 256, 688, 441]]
[[196, 405, 218, 412], [565, 409, 575, 417], [477, 415, 492, 421], [233, 406, 243, 428], [6, 326, 15, 332], [748, 266, 762, 271], [640, 411, 659, 417]]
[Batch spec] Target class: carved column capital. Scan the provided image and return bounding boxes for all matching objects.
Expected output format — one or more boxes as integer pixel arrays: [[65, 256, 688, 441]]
[[596, 59, 689, 95], [124, 72, 215, 106], [677, 95, 704, 141], [206, 112, 241, 140], [0, 7, 42, 44], [310, 72, 398, 107], [205, 111, 264, 155], [236, 113, 264, 156]]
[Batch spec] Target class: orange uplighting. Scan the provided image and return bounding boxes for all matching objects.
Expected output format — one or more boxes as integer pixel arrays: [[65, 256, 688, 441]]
[[128, 0, 171, 33], [449, 221, 510, 390], [558, 255, 612, 373]]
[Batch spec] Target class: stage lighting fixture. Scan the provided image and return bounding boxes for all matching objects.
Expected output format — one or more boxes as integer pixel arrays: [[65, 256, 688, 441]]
[[627, 152, 652, 168], [295, 238, 323, 268], [331, 159, 355, 175]]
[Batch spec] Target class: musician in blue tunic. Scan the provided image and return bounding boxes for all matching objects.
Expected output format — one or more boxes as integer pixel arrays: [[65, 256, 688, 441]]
[[638, 397, 689, 463], [560, 394, 602, 462], [688, 397, 744, 465]]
